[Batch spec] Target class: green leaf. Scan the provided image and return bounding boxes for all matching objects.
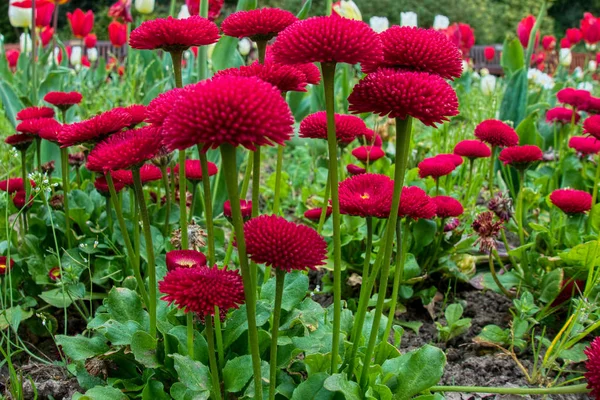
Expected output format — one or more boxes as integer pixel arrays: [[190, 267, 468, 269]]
[[260, 271, 309, 311], [55, 335, 109, 361], [500, 37, 525, 75], [499, 68, 528, 127], [323, 374, 361, 400], [444, 304, 463, 326], [516, 113, 541, 146], [475, 324, 509, 345], [559, 343, 588, 363], [211, 36, 244, 72], [591, 204, 600, 234], [412, 219, 437, 249], [304, 353, 331, 376], [131, 331, 160, 368], [171, 354, 212, 395], [296, 0, 312, 19], [291, 372, 334, 400], [224, 301, 271, 347], [106, 287, 149, 329], [0, 80, 24, 127], [142, 380, 170, 400], [223, 355, 253, 393], [236, 0, 257, 11], [539, 268, 563, 303], [77, 386, 128, 400], [0, 306, 33, 331], [40, 283, 86, 308]]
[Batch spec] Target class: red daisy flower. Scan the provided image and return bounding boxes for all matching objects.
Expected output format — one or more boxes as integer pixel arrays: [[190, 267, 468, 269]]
[[550, 188, 592, 214], [166, 250, 208, 272], [0, 178, 35, 194], [474, 119, 519, 148], [111, 164, 163, 186], [338, 173, 394, 218], [348, 68, 459, 127], [0, 256, 15, 276], [584, 115, 600, 140], [16, 106, 54, 121], [352, 146, 386, 163], [12, 191, 33, 209], [146, 88, 186, 126], [173, 160, 218, 182], [215, 61, 310, 93], [435, 153, 464, 167], [244, 215, 327, 272], [186, 0, 224, 21], [129, 16, 220, 52], [498, 145, 543, 168], [159, 265, 245, 315], [5, 134, 34, 151], [569, 136, 600, 155], [581, 96, 600, 114], [221, 8, 298, 41], [16, 118, 57, 136], [453, 140, 491, 159], [347, 164, 366, 175], [37, 120, 63, 143], [557, 87, 591, 110], [398, 186, 437, 220], [299, 111, 367, 144], [162, 76, 294, 151], [48, 267, 61, 281], [94, 175, 126, 194], [359, 129, 383, 147], [304, 206, 332, 221], [43, 91, 83, 111], [265, 48, 321, 85], [223, 199, 252, 221], [58, 108, 132, 147], [271, 14, 382, 66], [86, 126, 162, 172], [585, 337, 600, 399], [418, 157, 456, 179], [121, 104, 147, 128], [546, 107, 580, 124], [432, 195, 464, 218], [362, 26, 462, 79]]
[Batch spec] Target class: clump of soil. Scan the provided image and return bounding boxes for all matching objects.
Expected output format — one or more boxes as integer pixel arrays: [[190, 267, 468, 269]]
[[1, 363, 81, 400]]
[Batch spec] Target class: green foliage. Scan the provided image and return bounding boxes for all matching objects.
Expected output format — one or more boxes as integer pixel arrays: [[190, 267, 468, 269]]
[[435, 303, 472, 343]]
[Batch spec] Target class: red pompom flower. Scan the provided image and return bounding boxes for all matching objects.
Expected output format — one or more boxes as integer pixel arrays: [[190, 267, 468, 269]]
[[5, 134, 34, 151], [0, 178, 35, 194], [121, 104, 147, 128], [215, 61, 310, 93], [347, 164, 366, 175], [474, 119, 519, 148], [304, 206, 332, 221], [299, 111, 367, 144], [221, 8, 298, 41], [166, 250, 208, 271], [432, 195, 464, 218], [352, 146, 386, 163], [16, 106, 54, 121], [94, 175, 126, 194], [111, 164, 163, 186], [569, 136, 600, 155], [557, 88, 591, 110], [498, 145, 543, 169], [0, 256, 15, 276], [223, 200, 252, 221], [146, 88, 185, 126], [44, 91, 83, 111], [129, 16, 220, 52], [338, 173, 394, 218], [546, 107, 580, 124], [453, 140, 491, 159], [585, 337, 600, 399], [584, 115, 600, 140], [418, 157, 456, 179], [173, 160, 218, 182], [398, 186, 437, 220], [550, 189, 592, 215], [59, 108, 132, 147], [435, 153, 463, 167]]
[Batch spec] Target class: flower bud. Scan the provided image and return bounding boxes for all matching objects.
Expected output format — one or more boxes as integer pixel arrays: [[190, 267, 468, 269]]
[[481, 74, 497, 96], [433, 15, 449, 30], [238, 38, 252, 56], [480, 67, 490, 77], [332, 0, 362, 21], [87, 47, 98, 62], [70, 46, 82, 66], [19, 33, 32, 54], [400, 11, 417, 27], [559, 48, 572, 67], [135, 0, 155, 14], [589, 60, 598, 72], [369, 16, 389, 33]]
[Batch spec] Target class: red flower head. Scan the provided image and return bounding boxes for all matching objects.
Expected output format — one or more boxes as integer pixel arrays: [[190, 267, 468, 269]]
[[304, 206, 332, 221], [432, 196, 464, 218], [0, 178, 36, 194], [265, 48, 321, 85], [108, 21, 128, 48], [546, 107, 580, 124], [359, 129, 383, 147], [67, 9, 94, 38], [5, 134, 34, 151], [398, 186, 437, 220], [585, 337, 600, 399], [58, 108, 132, 147], [215, 61, 310, 93], [6, 50, 19, 70], [86, 125, 162, 172], [108, 0, 132, 23], [418, 157, 456, 179], [44, 91, 82, 111], [271, 14, 383, 66], [173, 160, 218, 182], [347, 164, 366, 175], [129, 16, 220, 53], [94, 175, 126, 194], [166, 250, 207, 272], [569, 136, 600, 156], [38, 120, 62, 143], [444, 23, 475, 58], [186, 0, 224, 21], [221, 7, 298, 42], [361, 26, 462, 79], [223, 199, 252, 221], [12, 191, 33, 209], [550, 188, 592, 214], [244, 215, 327, 272], [16, 106, 54, 121], [162, 76, 293, 151], [40, 27, 54, 47], [484, 46, 495, 61], [0, 256, 15, 276], [566, 28, 583, 45], [560, 37, 571, 49], [111, 164, 162, 186], [435, 153, 463, 167], [542, 35, 556, 50], [517, 15, 539, 49], [16, 117, 55, 136], [299, 111, 366, 144], [37, 0, 55, 26], [584, 115, 600, 140], [557, 87, 591, 110], [338, 173, 394, 218], [581, 13, 600, 45], [84, 33, 97, 48], [581, 97, 600, 114], [146, 88, 185, 126], [159, 265, 245, 315], [453, 140, 491, 159], [498, 145, 543, 169], [352, 145, 385, 163], [444, 218, 460, 232], [120, 104, 147, 128], [474, 119, 519, 148], [348, 68, 459, 127], [48, 267, 61, 281]]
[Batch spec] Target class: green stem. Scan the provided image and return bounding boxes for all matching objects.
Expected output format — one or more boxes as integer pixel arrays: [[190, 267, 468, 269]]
[[317, 173, 331, 235], [464, 159, 474, 206], [187, 312, 194, 359], [517, 169, 526, 247], [488, 252, 514, 299], [132, 167, 157, 338], [189, 182, 198, 223], [220, 144, 263, 400], [106, 196, 113, 238], [256, 40, 267, 64], [20, 150, 29, 234], [197, 0, 209, 80], [205, 315, 223, 400], [31, 0, 38, 105], [179, 151, 188, 249], [60, 148, 72, 248], [160, 164, 171, 237], [35, 138, 41, 171], [213, 307, 224, 368], [251, 148, 260, 287], [171, 51, 183, 88], [169, 0, 177, 16], [273, 145, 284, 215], [589, 154, 600, 233], [199, 152, 215, 264], [488, 145, 496, 198], [268, 269, 285, 400], [430, 384, 589, 395]]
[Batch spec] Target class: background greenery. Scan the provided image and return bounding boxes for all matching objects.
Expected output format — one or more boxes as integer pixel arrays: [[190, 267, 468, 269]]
[[1, 0, 600, 45]]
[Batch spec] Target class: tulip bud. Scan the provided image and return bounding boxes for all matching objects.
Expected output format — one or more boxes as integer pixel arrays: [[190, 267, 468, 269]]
[[400, 11, 417, 27], [238, 38, 252, 56], [70, 46, 82, 66], [559, 48, 572, 67], [178, 5, 191, 19], [19, 33, 32, 54], [87, 47, 98, 62], [332, 0, 362, 21], [574, 66, 584, 79], [480, 67, 490, 77], [135, 0, 155, 14], [9, 0, 32, 28], [481, 74, 497, 96], [577, 82, 593, 92], [433, 15, 449, 30], [369, 16, 389, 33], [586, 43, 598, 52], [589, 60, 598, 72]]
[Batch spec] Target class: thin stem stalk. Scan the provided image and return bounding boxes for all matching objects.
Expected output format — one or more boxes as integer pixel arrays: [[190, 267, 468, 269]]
[[205, 316, 223, 400], [60, 148, 72, 248], [160, 164, 171, 236], [273, 145, 284, 215], [187, 312, 194, 359], [268, 269, 285, 400]]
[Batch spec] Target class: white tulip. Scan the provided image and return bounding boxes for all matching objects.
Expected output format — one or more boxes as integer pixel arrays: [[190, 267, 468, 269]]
[[9, 0, 32, 28], [433, 15, 449, 30], [589, 60, 598, 72], [332, 0, 362, 21], [400, 11, 417, 27], [559, 48, 572, 67], [178, 5, 191, 19], [577, 82, 594, 92], [238, 38, 252, 57], [87, 47, 98, 62], [480, 67, 490, 77], [19, 33, 32, 54], [481, 74, 497, 96], [574, 66, 584, 79], [135, 0, 155, 14], [527, 68, 555, 90], [586, 43, 598, 52], [369, 16, 389, 33], [70, 46, 82, 66], [53, 47, 61, 64]]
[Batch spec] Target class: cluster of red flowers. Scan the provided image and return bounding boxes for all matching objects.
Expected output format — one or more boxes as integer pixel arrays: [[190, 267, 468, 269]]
[[0, 178, 35, 210]]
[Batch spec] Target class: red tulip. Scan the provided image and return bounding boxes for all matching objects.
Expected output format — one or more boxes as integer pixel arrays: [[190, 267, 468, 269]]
[[517, 15, 539, 49], [5, 49, 20, 70], [483, 46, 495, 61], [36, 0, 54, 27], [40, 26, 54, 47], [560, 37, 571, 48], [67, 9, 94, 38], [84, 33, 97, 48], [108, 21, 128, 48], [444, 23, 475, 58], [81, 56, 91, 68], [581, 13, 600, 45], [542, 35, 556, 50], [566, 28, 583, 45]]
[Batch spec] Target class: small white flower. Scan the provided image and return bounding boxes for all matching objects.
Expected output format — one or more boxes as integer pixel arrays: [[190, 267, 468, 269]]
[[589, 60, 597, 72], [586, 43, 598, 52], [332, 0, 362, 21], [400, 11, 417, 27], [178, 5, 190, 19], [559, 48, 572, 67], [70, 46, 83, 66], [433, 15, 449, 30], [574, 66, 584, 79], [238, 38, 252, 57], [481, 75, 497, 96], [480, 67, 490, 77], [369, 16, 389, 33]]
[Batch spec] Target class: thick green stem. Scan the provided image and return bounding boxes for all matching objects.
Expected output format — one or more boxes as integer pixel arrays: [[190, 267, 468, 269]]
[[160, 164, 171, 236], [199, 152, 215, 264], [220, 144, 263, 400], [205, 316, 223, 400], [273, 145, 284, 215], [197, 0, 209, 80], [464, 158, 474, 206], [60, 148, 72, 248], [257, 40, 267, 64], [178, 151, 188, 249], [106, 197, 113, 236], [488, 146, 496, 197], [169, 0, 177, 16], [359, 117, 413, 388], [171, 51, 183, 88], [132, 167, 157, 338], [213, 307, 224, 368], [430, 384, 589, 395], [187, 312, 194, 359], [268, 269, 285, 400], [488, 252, 514, 299], [317, 174, 331, 235], [251, 148, 261, 287], [31, 0, 38, 105]]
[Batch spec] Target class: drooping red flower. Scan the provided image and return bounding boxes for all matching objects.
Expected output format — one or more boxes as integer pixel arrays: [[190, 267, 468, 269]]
[[67, 9, 94, 38], [6, 50, 19, 70], [550, 189, 592, 214], [186, 0, 224, 21], [0, 256, 15, 276], [304, 206, 332, 221], [435, 153, 463, 167], [348, 68, 459, 127], [111, 164, 163, 186], [299, 111, 366, 144], [129, 16, 220, 52], [542, 35, 556, 50], [108, 0, 132, 23], [146, 88, 185, 126], [162, 76, 294, 151], [215, 61, 310, 93], [94, 175, 126, 194], [453, 140, 491, 159], [472, 211, 503, 253], [361, 26, 462, 79], [557, 87, 592, 110], [338, 173, 394, 218], [58, 108, 132, 147], [223, 199, 252, 221], [159, 265, 245, 315], [517, 15, 539, 49], [585, 337, 600, 399], [398, 186, 437, 220], [498, 145, 543, 168], [166, 250, 207, 272], [584, 115, 600, 140], [120, 104, 147, 128], [443, 23, 475, 58], [347, 164, 366, 175], [569, 136, 600, 155], [0, 178, 35, 193], [474, 119, 519, 148], [173, 160, 218, 182], [221, 8, 298, 41], [16, 106, 54, 121], [5, 134, 34, 150], [566, 28, 583, 45], [48, 267, 61, 281], [84, 33, 97, 48], [40, 26, 54, 47], [86, 125, 162, 172], [244, 215, 327, 272], [560, 37, 571, 49], [352, 146, 386, 163], [271, 14, 382, 66], [12, 191, 33, 209], [546, 107, 580, 124], [44, 91, 83, 111], [418, 157, 456, 179], [581, 13, 600, 45]]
